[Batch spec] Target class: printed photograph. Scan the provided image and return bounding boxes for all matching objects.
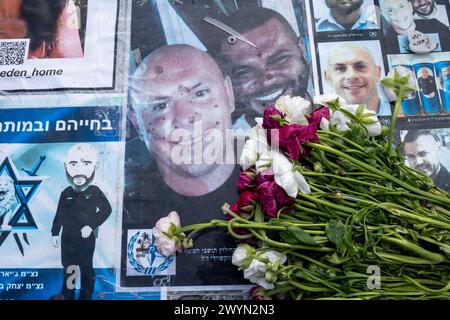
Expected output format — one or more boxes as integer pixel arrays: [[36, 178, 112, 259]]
[[379, 0, 450, 54], [388, 52, 450, 118], [400, 128, 450, 192], [0, 0, 120, 92], [312, 0, 379, 32], [317, 39, 391, 116], [122, 0, 314, 291]]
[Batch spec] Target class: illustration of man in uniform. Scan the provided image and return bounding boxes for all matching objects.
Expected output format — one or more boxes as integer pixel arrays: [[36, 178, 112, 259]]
[[51, 143, 112, 300], [0, 174, 15, 232], [404, 130, 450, 191]]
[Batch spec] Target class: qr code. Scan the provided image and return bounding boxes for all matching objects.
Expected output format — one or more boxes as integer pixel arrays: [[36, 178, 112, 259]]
[[0, 40, 27, 66]]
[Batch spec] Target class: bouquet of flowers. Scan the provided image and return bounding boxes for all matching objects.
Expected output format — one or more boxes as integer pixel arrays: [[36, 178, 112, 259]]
[[154, 70, 450, 300]]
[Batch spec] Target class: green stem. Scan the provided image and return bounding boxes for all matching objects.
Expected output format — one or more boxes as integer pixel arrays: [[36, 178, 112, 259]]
[[388, 87, 404, 151], [307, 142, 450, 206]]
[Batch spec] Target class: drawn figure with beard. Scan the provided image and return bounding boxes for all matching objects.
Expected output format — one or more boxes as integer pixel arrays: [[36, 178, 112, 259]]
[[315, 0, 378, 31], [404, 130, 450, 191], [51, 143, 111, 300]]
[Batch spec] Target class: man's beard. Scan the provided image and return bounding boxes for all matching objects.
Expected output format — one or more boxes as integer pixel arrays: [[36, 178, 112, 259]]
[[333, 1, 363, 14], [66, 171, 95, 192], [235, 78, 309, 125]]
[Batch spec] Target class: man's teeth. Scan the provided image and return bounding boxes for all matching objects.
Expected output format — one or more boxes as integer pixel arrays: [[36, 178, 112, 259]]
[[254, 89, 284, 102]]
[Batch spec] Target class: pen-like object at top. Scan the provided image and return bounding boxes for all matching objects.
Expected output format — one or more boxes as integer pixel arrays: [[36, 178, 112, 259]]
[[203, 16, 258, 49]]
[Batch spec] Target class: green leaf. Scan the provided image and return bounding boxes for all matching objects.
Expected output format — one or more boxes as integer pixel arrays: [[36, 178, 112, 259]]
[[356, 104, 365, 118], [326, 220, 345, 246], [280, 226, 319, 246]]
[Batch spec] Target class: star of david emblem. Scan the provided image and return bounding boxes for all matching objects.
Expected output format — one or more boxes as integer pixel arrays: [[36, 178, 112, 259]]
[[0, 156, 44, 253]]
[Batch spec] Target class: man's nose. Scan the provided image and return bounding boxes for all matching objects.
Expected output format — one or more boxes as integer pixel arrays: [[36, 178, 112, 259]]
[[173, 100, 201, 128], [344, 67, 358, 80]]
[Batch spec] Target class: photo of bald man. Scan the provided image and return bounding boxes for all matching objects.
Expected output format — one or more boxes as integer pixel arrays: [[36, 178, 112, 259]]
[[321, 41, 391, 116]]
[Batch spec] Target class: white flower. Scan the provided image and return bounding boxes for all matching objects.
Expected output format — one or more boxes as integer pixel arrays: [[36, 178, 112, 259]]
[[232, 244, 255, 269], [256, 149, 273, 174], [153, 211, 182, 257], [240, 123, 269, 170], [383, 66, 416, 102], [313, 94, 347, 108], [320, 110, 350, 133], [244, 260, 273, 289], [243, 250, 287, 290], [341, 104, 382, 137], [272, 151, 310, 198], [275, 96, 310, 125]]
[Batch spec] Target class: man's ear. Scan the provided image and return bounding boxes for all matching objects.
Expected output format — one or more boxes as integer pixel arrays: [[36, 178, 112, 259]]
[[324, 69, 332, 84], [224, 76, 235, 114], [376, 65, 382, 82]]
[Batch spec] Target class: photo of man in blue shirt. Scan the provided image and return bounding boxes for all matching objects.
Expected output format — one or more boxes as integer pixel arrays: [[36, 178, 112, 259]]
[[314, 0, 379, 32]]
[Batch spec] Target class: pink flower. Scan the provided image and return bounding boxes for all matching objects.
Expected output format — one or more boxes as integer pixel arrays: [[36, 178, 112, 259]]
[[308, 107, 330, 128], [275, 124, 320, 161], [262, 106, 284, 129], [237, 191, 259, 213], [153, 211, 183, 257], [237, 169, 256, 193]]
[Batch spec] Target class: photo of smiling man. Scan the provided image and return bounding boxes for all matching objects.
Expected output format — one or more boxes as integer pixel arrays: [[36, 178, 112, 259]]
[[410, 0, 449, 27], [320, 41, 391, 116], [211, 6, 313, 128], [313, 0, 379, 32]]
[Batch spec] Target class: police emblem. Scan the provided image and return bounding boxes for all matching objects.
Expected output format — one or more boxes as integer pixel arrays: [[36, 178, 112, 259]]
[[126, 229, 176, 276]]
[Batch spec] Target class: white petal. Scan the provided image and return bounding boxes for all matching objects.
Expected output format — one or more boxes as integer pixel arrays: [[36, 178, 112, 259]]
[[256, 149, 273, 174], [240, 138, 258, 170], [293, 171, 311, 194], [232, 246, 248, 268], [320, 118, 330, 131], [272, 151, 298, 198]]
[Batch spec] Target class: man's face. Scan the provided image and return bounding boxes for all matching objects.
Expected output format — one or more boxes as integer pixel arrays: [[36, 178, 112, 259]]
[[325, 46, 381, 106], [220, 18, 308, 118], [325, 0, 363, 14], [443, 67, 450, 77], [404, 134, 441, 178], [65, 144, 97, 188], [132, 50, 234, 178], [420, 68, 430, 78], [381, 0, 414, 31], [410, 0, 436, 16]]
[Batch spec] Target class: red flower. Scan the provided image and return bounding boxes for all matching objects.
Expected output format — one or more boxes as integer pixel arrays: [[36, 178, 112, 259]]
[[258, 181, 278, 218], [237, 169, 256, 193], [274, 124, 319, 161], [237, 191, 259, 213], [275, 184, 294, 208], [262, 106, 283, 130], [308, 107, 330, 128]]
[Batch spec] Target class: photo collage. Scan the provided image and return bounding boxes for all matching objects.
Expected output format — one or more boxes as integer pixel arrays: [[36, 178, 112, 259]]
[[0, 0, 449, 300], [307, 0, 450, 193]]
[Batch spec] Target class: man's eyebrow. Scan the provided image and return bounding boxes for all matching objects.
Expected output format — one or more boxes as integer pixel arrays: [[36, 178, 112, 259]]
[[190, 81, 205, 90], [269, 49, 291, 58]]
